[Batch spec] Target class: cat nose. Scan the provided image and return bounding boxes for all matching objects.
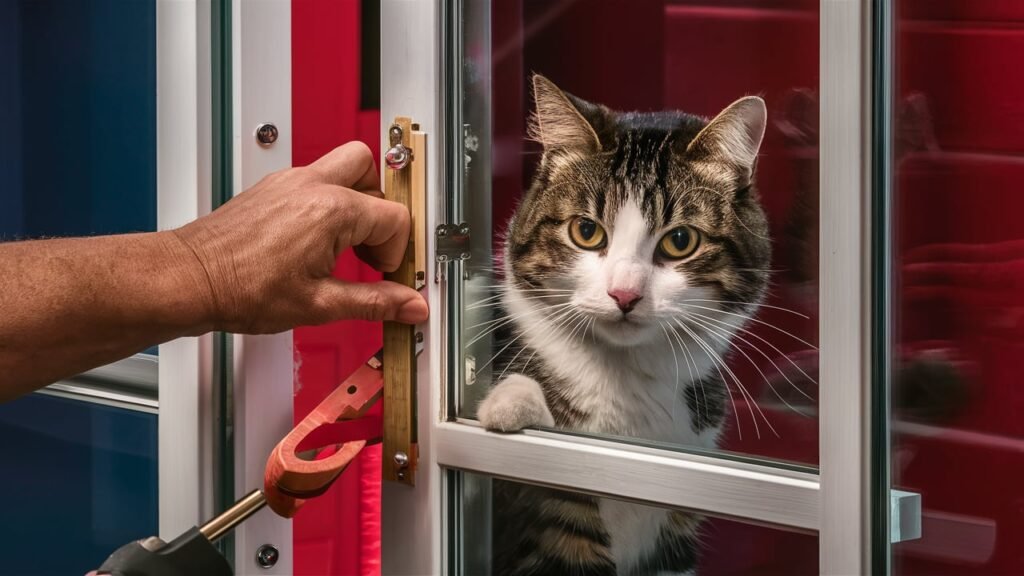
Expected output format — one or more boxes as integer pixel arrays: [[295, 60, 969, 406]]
[[607, 290, 642, 313]]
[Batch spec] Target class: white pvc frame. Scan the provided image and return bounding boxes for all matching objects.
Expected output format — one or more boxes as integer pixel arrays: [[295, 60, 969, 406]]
[[157, 0, 294, 573], [157, 0, 216, 540], [229, 0, 294, 572], [379, 0, 876, 574]]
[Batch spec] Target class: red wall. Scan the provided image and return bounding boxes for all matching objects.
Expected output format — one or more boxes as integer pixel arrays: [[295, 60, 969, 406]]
[[292, 1, 382, 574]]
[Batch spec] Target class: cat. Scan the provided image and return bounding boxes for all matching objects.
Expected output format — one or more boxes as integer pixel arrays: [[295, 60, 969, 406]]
[[474, 74, 772, 576]]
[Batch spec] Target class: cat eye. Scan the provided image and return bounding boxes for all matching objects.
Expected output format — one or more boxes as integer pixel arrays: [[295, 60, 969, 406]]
[[658, 226, 701, 259], [568, 217, 606, 250]]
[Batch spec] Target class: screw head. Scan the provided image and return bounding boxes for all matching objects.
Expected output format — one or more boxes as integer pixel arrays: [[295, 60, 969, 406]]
[[255, 544, 280, 569], [255, 123, 278, 145], [394, 451, 409, 469], [384, 144, 411, 170]]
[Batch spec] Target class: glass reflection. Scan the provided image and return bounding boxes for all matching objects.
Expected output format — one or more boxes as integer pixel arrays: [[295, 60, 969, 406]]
[[889, 3, 1024, 573]]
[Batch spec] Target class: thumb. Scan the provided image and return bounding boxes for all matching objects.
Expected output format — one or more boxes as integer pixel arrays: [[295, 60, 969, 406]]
[[315, 279, 428, 324]]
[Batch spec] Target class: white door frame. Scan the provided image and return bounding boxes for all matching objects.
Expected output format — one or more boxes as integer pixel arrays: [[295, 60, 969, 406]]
[[380, 0, 446, 573], [156, 0, 216, 541], [379, 0, 877, 574], [157, 1, 294, 573], [230, 0, 294, 574]]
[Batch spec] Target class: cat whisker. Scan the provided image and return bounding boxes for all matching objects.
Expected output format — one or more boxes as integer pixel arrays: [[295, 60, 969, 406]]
[[565, 312, 592, 346], [672, 319, 745, 441], [495, 331, 533, 384], [665, 321, 704, 424], [673, 303, 818, 350], [467, 292, 570, 311], [676, 319, 781, 439], [464, 302, 574, 348], [679, 318, 781, 439], [732, 268, 788, 273], [659, 322, 682, 425], [688, 313, 815, 406], [522, 349, 539, 374], [685, 314, 811, 417], [479, 305, 581, 373], [680, 299, 811, 319], [681, 310, 818, 387]]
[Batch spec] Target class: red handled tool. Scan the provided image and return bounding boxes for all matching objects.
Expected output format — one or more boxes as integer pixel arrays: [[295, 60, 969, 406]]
[[263, 350, 384, 517], [97, 352, 386, 575]]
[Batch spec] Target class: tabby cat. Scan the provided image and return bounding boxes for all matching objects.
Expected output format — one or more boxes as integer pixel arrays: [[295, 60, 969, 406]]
[[476, 75, 772, 575]]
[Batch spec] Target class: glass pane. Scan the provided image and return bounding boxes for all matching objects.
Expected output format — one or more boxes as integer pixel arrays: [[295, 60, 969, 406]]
[[0, 394, 158, 574], [0, 4, 160, 572], [886, 3, 1024, 574], [451, 0, 821, 465], [0, 0, 156, 239], [451, 469, 817, 574]]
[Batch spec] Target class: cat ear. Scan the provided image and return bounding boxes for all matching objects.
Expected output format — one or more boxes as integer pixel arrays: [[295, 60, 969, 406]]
[[686, 96, 767, 186], [528, 74, 603, 154]]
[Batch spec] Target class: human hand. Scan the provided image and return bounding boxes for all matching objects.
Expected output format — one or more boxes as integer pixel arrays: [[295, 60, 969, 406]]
[[170, 141, 428, 334]]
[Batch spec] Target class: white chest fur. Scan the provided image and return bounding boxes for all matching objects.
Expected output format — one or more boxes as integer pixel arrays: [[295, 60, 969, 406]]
[[504, 289, 719, 573]]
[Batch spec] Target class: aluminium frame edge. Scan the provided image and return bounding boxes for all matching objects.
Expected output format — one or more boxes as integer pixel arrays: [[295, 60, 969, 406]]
[[819, 0, 876, 573]]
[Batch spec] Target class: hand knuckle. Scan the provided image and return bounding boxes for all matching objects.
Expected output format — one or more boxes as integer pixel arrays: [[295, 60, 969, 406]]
[[343, 140, 373, 161], [364, 290, 389, 320]]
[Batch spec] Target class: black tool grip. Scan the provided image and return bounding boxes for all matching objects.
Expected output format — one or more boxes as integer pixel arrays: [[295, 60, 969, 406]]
[[97, 527, 233, 576]]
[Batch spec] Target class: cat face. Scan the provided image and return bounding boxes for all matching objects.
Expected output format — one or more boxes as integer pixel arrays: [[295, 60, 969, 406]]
[[504, 75, 772, 348]]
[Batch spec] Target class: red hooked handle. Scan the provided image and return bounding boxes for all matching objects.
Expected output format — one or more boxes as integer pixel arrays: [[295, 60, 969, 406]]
[[263, 356, 384, 518]]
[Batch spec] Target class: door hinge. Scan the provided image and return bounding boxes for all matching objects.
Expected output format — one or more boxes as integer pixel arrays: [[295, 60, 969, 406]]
[[434, 223, 471, 283]]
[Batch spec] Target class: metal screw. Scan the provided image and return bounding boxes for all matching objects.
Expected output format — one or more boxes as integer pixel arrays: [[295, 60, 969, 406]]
[[437, 226, 448, 238], [255, 123, 278, 146], [255, 544, 279, 569], [415, 332, 424, 343]]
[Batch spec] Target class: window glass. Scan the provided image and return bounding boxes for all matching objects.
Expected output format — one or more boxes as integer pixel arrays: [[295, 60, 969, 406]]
[[452, 470, 817, 574], [0, 0, 156, 240], [888, 3, 1024, 573], [453, 0, 821, 465], [0, 394, 158, 574]]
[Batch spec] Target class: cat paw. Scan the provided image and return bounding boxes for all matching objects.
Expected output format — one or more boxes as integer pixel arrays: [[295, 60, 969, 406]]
[[477, 374, 555, 433]]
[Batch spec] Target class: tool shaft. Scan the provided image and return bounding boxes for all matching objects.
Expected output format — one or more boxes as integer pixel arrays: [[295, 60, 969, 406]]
[[200, 489, 267, 542]]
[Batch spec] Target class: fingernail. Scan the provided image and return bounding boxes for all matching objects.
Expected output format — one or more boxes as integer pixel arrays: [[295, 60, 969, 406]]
[[396, 296, 429, 324]]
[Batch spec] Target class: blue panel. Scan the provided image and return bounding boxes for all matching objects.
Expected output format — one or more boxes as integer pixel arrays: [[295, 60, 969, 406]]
[[0, 394, 158, 575], [4, 0, 156, 239], [0, 0, 24, 237]]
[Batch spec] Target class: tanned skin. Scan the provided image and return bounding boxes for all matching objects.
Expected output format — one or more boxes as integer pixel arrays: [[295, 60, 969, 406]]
[[0, 142, 428, 401]]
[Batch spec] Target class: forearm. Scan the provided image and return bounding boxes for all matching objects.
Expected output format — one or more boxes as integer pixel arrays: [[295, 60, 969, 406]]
[[0, 231, 214, 401]]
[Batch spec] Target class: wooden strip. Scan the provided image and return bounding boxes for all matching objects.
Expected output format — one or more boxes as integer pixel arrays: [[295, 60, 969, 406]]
[[383, 116, 417, 485], [412, 131, 427, 290]]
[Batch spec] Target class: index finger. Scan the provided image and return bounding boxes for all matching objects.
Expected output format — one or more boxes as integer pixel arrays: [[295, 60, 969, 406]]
[[309, 141, 381, 192]]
